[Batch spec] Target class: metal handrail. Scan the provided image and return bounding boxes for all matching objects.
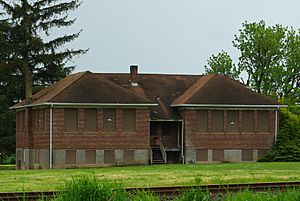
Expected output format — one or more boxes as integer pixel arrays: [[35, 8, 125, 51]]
[[150, 148, 153, 165], [159, 137, 167, 164]]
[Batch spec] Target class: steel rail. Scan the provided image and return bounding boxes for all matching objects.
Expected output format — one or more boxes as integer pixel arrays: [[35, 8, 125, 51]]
[[0, 181, 299, 200]]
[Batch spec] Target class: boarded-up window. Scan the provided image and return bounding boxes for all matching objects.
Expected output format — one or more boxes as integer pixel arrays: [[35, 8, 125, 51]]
[[84, 109, 98, 132], [17, 111, 25, 132], [212, 110, 224, 132], [196, 149, 208, 161], [64, 109, 78, 132], [124, 150, 134, 165], [213, 149, 224, 161], [85, 150, 96, 164], [104, 150, 115, 164], [242, 149, 253, 161], [227, 111, 239, 133], [103, 109, 116, 132], [257, 111, 269, 133], [33, 109, 46, 132], [123, 109, 135, 132], [65, 150, 76, 164], [197, 110, 208, 133], [242, 111, 254, 132]]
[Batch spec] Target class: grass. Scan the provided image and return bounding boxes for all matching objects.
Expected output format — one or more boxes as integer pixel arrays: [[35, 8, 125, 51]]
[[223, 188, 300, 201], [0, 164, 15, 170], [0, 162, 299, 192], [29, 176, 300, 201]]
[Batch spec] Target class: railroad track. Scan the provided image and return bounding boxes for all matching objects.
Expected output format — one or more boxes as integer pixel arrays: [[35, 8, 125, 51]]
[[1, 181, 299, 201]]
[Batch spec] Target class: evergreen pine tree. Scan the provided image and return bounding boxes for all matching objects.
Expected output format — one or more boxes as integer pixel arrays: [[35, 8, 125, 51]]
[[0, 0, 87, 103]]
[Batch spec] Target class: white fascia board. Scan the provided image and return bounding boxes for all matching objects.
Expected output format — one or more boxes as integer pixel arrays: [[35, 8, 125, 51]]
[[171, 104, 287, 109], [10, 102, 158, 109]]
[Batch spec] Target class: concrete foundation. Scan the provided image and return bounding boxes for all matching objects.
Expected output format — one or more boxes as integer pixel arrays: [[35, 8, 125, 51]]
[[96, 150, 104, 164], [115, 150, 124, 165], [134, 149, 148, 164], [76, 150, 85, 164], [224, 150, 242, 162], [185, 149, 196, 164], [53, 149, 65, 169]]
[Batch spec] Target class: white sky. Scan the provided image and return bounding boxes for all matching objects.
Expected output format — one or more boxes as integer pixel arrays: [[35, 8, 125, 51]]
[[57, 0, 300, 74]]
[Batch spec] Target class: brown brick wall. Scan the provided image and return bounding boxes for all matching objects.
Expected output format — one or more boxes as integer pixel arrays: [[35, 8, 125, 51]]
[[18, 108, 150, 150], [181, 109, 276, 150]]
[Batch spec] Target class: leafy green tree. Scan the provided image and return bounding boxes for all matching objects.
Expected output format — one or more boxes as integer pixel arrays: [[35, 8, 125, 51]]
[[0, 0, 87, 103], [205, 20, 300, 103], [233, 21, 286, 94], [205, 50, 240, 79]]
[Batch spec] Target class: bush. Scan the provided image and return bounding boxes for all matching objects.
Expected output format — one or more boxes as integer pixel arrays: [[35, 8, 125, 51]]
[[260, 106, 300, 162], [0, 154, 15, 164]]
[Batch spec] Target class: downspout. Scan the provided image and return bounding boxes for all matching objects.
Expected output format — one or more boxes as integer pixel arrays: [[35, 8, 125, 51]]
[[49, 104, 53, 169], [181, 120, 185, 164], [274, 109, 278, 143]]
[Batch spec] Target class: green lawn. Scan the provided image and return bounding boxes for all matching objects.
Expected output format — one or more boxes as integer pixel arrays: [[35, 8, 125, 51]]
[[0, 162, 299, 192]]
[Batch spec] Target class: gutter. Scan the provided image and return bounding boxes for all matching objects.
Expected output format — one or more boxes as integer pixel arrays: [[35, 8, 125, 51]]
[[10, 102, 158, 110], [49, 104, 53, 169], [179, 119, 185, 164], [171, 104, 287, 109]]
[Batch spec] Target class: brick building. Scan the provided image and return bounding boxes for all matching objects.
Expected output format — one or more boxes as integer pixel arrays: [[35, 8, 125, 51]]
[[11, 66, 284, 169]]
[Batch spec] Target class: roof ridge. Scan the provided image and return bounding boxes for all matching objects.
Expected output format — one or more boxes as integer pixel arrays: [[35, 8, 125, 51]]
[[172, 74, 216, 105], [89, 73, 154, 103]]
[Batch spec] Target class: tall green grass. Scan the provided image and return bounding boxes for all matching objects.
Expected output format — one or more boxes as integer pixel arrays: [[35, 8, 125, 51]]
[[224, 188, 300, 201], [32, 175, 300, 201], [54, 175, 159, 201]]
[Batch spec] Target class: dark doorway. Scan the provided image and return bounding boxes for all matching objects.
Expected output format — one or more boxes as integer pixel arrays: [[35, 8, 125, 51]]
[[150, 121, 182, 164]]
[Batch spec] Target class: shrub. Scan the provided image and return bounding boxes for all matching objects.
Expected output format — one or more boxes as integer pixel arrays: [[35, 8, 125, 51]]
[[260, 106, 300, 162]]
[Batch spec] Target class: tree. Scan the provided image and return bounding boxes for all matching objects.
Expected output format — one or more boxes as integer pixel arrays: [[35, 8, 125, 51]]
[[205, 20, 300, 103], [0, 0, 87, 103], [0, 0, 87, 161], [205, 50, 240, 79]]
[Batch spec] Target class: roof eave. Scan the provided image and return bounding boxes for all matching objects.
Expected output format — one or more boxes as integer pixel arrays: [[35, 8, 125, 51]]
[[10, 102, 158, 110], [170, 104, 287, 109]]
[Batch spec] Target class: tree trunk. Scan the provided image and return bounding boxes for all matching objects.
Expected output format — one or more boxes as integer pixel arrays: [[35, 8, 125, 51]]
[[24, 69, 33, 104]]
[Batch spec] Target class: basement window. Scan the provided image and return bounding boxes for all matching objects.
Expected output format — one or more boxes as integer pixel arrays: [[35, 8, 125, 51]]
[[64, 109, 78, 132], [103, 109, 116, 132], [123, 109, 135, 132]]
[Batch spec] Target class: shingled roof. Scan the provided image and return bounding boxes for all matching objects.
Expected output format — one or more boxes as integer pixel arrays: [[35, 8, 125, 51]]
[[172, 74, 279, 106], [13, 68, 281, 119]]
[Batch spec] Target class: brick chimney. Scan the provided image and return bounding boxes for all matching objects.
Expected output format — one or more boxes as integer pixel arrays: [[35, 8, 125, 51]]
[[130, 64, 138, 86]]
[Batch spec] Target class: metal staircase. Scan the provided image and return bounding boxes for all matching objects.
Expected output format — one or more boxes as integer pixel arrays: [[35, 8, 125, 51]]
[[151, 137, 167, 164], [151, 145, 165, 164]]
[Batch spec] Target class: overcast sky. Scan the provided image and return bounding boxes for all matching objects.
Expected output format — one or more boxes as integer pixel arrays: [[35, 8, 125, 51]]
[[66, 0, 300, 74]]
